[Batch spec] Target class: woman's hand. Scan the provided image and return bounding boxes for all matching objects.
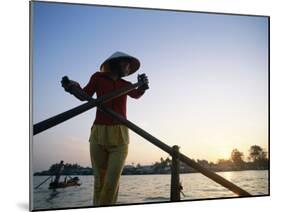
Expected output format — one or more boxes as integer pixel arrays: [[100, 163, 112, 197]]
[[61, 79, 81, 94], [61, 77, 87, 101], [138, 74, 149, 91]]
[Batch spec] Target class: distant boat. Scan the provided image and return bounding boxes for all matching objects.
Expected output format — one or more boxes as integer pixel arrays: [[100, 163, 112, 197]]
[[49, 176, 81, 189], [35, 161, 83, 190]]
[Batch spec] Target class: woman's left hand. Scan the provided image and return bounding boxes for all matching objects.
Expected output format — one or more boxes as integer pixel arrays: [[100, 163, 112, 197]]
[[138, 74, 149, 90]]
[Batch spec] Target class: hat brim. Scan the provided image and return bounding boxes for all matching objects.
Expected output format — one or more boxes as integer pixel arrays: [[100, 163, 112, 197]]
[[100, 56, 140, 76]]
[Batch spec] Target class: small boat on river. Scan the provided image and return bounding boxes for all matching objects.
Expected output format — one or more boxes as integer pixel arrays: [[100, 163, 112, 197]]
[[49, 176, 81, 189]]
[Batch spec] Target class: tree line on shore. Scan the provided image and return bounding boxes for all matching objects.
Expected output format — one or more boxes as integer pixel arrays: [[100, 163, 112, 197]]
[[126, 145, 268, 174], [34, 145, 268, 176]]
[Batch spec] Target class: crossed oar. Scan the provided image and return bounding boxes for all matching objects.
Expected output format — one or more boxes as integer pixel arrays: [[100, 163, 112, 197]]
[[33, 74, 147, 135], [33, 74, 251, 197]]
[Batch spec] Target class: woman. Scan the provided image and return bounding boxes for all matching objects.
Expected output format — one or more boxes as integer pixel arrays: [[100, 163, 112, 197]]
[[63, 51, 148, 206]]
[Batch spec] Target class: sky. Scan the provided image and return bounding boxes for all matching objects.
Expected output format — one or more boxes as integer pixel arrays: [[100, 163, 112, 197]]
[[31, 2, 268, 172]]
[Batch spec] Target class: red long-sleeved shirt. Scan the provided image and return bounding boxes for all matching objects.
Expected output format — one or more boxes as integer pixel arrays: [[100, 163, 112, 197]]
[[83, 72, 145, 125]]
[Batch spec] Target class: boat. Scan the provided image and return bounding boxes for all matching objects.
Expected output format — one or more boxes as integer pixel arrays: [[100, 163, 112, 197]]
[[49, 176, 81, 189]]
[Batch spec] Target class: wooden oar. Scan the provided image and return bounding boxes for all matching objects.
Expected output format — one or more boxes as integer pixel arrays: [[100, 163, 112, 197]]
[[34, 175, 52, 189], [33, 76, 146, 135]]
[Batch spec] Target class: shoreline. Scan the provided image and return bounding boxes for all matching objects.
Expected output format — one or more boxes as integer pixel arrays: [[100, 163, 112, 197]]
[[33, 169, 268, 176]]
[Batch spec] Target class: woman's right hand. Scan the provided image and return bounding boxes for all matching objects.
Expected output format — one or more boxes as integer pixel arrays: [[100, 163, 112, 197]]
[[62, 80, 81, 93]]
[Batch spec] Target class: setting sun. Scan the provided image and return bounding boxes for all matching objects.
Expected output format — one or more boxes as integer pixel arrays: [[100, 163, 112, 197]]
[[219, 149, 231, 160]]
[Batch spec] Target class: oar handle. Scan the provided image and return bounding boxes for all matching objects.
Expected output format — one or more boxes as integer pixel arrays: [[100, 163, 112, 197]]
[[61, 76, 93, 101]]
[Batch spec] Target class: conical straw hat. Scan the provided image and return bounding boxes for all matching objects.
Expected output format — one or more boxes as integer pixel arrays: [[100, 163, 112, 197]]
[[100, 51, 140, 76]]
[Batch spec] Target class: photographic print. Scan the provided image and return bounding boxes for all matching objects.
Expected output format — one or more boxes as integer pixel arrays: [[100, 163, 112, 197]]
[[30, 1, 269, 211]]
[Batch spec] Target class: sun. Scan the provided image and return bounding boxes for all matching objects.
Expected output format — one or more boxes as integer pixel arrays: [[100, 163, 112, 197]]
[[219, 149, 231, 160]]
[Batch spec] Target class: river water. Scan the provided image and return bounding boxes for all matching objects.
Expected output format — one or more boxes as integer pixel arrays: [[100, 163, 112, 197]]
[[32, 170, 268, 210]]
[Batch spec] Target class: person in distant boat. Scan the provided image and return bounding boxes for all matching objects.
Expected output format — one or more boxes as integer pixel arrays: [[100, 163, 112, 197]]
[[62, 51, 149, 206]]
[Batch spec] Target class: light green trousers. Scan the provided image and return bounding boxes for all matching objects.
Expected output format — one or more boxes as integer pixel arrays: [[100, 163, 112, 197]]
[[90, 142, 128, 206]]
